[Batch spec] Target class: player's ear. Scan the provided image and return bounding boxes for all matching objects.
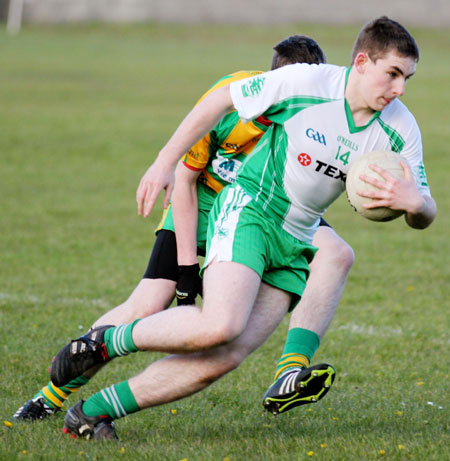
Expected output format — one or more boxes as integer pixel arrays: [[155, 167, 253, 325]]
[[354, 52, 369, 73]]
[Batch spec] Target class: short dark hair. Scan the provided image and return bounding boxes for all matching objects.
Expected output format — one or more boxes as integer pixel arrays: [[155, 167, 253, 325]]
[[351, 16, 419, 63], [271, 35, 326, 70]]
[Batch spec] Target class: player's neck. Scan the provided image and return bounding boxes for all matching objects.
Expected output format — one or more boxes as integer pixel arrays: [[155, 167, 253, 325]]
[[345, 68, 376, 127]]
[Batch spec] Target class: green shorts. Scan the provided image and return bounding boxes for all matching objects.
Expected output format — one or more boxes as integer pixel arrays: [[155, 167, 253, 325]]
[[203, 184, 317, 310], [156, 182, 219, 252]]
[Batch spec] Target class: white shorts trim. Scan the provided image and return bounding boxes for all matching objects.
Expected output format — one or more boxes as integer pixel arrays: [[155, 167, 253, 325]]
[[204, 186, 252, 269]]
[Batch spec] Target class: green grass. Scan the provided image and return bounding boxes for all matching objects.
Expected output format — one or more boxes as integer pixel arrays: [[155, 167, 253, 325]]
[[0, 23, 449, 460]]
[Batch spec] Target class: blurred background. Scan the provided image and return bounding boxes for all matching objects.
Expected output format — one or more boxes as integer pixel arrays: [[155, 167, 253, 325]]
[[1, 2, 449, 459], [1, 0, 450, 32]]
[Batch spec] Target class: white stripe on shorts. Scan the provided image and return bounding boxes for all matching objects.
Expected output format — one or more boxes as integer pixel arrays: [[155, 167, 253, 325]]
[[205, 185, 252, 267]]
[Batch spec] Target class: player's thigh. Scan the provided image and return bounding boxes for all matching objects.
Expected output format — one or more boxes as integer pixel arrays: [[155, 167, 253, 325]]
[[194, 281, 290, 375], [201, 259, 261, 340], [232, 282, 291, 355], [93, 278, 176, 327], [126, 278, 176, 313]]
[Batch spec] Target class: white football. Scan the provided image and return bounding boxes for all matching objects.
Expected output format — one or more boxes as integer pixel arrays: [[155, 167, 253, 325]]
[[346, 150, 405, 222]]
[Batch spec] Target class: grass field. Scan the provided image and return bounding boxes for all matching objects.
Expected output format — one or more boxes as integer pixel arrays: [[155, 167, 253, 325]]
[[0, 22, 449, 460]]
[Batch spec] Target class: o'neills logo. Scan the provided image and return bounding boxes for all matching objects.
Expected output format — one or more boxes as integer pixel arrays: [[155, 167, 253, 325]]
[[241, 76, 266, 97]]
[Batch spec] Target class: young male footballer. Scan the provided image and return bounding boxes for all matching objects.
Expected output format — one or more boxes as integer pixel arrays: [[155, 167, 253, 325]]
[[40, 17, 435, 440]]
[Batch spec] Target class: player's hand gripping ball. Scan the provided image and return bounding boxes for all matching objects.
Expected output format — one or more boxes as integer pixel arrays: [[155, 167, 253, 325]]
[[346, 150, 405, 222]]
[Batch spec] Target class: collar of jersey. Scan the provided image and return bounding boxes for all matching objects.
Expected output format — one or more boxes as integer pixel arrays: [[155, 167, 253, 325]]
[[344, 66, 381, 134]]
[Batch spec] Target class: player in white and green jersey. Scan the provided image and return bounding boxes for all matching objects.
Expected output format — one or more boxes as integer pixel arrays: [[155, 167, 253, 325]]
[[45, 18, 436, 439], [171, 24, 431, 414], [216, 38, 433, 413]]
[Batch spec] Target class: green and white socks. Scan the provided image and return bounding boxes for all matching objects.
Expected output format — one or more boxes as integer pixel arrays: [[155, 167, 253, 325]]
[[82, 380, 140, 419], [274, 327, 321, 381], [103, 320, 141, 359], [81, 322, 142, 419]]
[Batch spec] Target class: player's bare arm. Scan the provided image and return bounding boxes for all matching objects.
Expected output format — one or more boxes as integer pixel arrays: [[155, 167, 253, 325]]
[[172, 162, 202, 265], [358, 161, 437, 229], [136, 86, 234, 218]]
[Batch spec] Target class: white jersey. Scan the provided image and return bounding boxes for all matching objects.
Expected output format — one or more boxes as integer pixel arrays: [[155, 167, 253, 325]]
[[229, 63, 430, 243]]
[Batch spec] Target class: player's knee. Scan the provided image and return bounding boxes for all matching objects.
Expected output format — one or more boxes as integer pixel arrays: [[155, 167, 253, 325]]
[[335, 241, 355, 273], [199, 348, 247, 384], [316, 239, 354, 275], [219, 345, 248, 373], [225, 347, 248, 371], [192, 323, 243, 350]]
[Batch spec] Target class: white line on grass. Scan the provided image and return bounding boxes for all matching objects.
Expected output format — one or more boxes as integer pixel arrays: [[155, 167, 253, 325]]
[[0, 292, 110, 308], [336, 322, 403, 337]]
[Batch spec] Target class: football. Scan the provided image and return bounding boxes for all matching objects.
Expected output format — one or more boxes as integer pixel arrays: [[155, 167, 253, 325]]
[[345, 150, 405, 222]]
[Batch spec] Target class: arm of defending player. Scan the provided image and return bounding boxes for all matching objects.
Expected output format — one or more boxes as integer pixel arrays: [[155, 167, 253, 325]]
[[172, 162, 202, 266], [172, 162, 203, 304], [136, 85, 234, 218]]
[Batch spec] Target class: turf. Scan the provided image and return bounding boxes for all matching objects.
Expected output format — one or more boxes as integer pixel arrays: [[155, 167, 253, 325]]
[[0, 22, 449, 460]]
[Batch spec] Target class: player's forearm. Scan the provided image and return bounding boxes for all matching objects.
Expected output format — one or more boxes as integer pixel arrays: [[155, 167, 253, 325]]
[[137, 86, 234, 217], [156, 86, 234, 169], [172, 178, 200, 266], [405, 194, 437, 229]]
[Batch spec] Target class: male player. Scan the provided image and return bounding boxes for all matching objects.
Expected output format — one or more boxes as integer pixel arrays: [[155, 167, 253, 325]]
[[49, 17, 435, 440], [15, 35, 351, 421]]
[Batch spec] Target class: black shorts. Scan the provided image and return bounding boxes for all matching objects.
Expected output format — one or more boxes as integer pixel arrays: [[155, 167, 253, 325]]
[[142, 230, 205, 281], [319, 217, 331, 228]]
